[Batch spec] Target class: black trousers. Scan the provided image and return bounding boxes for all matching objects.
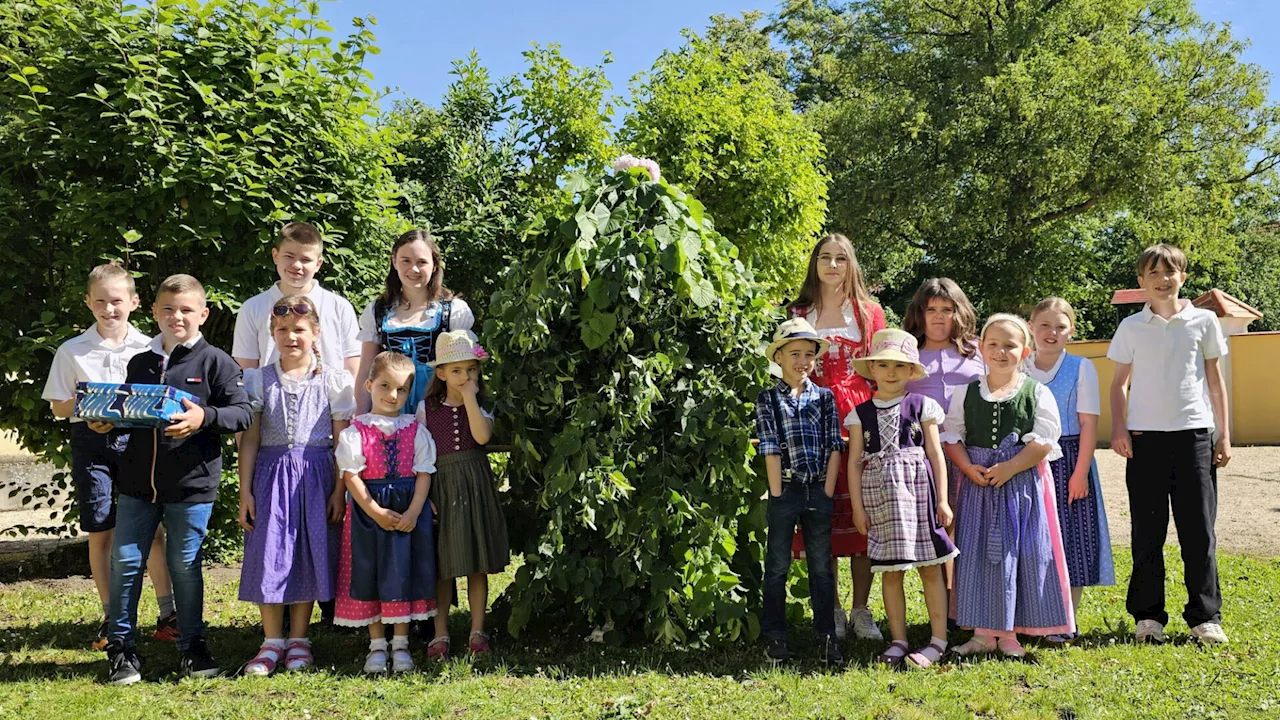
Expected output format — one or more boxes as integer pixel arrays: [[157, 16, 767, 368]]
[[1125, 428, 1222, 628]]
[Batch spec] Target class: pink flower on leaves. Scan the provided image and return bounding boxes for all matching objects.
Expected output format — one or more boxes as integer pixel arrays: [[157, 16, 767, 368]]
[[473, 346, 490, 360], [612, 154, 661, 184]]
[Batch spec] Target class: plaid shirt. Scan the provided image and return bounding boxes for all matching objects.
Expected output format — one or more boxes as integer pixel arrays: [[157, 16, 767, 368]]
[[756, 379, 846, 483]]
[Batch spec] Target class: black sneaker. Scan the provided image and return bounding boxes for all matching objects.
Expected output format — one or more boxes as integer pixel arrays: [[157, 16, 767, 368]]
[[106, 639, 142, 685], [765, 638, 789, 664], [179, 636, 220, 678], [819, 636, 844, 666]]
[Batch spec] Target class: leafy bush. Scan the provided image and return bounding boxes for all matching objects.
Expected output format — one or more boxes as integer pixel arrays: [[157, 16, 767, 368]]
[[0, 0, 401, 552], [484, 167, 777, 643]]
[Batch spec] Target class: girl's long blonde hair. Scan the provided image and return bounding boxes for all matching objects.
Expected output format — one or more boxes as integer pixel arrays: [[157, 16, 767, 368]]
[[789, 234, 874, 348]]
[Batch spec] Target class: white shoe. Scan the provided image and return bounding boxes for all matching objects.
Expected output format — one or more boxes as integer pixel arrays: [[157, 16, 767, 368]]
[[850, 607, 884, 641], [1135, 619, 1165, 644], [834, 606, 848, 640], [363, 647, 389, 674], [391, 647, 414, 672], [1190, 622, 1228, 645]]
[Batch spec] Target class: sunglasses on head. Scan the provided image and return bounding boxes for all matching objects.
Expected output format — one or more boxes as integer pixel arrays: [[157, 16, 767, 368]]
[[272, 302, 314, 317]]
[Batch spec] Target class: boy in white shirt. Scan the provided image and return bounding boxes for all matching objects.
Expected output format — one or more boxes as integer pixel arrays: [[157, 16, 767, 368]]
[[232, 222, 361, 375], [1108, 243, 1231, 646], [41, 262, 175, 650]]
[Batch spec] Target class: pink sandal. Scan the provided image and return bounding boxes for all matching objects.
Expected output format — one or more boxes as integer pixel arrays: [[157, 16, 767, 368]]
[[243, 644, 283, 676], [426, 635, 450, 662], [469, 631, 492, 656], [906, 640, 948, 669], [876, 640, 909, 667], [283, 640, 314, 671]]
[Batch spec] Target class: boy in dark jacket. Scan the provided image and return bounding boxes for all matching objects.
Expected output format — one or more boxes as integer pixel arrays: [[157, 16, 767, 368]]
[[96, 274, 253, 685]]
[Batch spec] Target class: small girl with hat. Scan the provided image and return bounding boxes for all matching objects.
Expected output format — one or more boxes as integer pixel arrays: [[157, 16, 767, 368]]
[[847, 328, 958, 669], [417, 330, 509, 661]]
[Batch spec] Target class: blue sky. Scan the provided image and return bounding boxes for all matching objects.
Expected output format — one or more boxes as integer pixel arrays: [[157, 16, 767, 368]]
[[328, 0, 1280, 107]]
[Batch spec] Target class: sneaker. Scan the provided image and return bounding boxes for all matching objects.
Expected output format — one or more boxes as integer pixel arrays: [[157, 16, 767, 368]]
[[106, 639, 142, 686], [833, 606, 848, 640], [179, 636, 220, 678], [850, 607, 884, 641], [819, 636, 844, 666], [764, 638, 789, 664], [152, 613, 179, 643], [92, 618, 110, 651], [1135, 619, 1165, 644], [1190, 622, 1228, 645]]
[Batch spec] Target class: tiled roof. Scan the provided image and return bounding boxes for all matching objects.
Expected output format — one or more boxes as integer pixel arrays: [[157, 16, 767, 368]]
[[1192, 289, 1263, 319], [1110, 289, 1147, 305]]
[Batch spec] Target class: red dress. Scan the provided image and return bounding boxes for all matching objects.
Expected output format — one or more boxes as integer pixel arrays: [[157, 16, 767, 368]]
[[789, 301, 886, 558]]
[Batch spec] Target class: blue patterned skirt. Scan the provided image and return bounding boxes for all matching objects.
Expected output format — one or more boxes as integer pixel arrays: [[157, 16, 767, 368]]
[[953, 434, 1075, 635]]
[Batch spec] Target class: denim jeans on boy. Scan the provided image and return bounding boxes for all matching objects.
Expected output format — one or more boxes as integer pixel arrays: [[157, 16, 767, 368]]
[[109, 494, 213, 651], [762, 481, 836, 642]]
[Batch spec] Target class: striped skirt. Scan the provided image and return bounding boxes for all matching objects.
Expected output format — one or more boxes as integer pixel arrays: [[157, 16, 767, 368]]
[[1050, 435, 1115, 587], [431, 449, 510, 580], [953, 435, 1074, 635]]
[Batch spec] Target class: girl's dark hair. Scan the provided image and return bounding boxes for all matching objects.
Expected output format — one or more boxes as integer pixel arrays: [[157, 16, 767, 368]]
[[789, 233, 873, 341], [902, 277, 979, 357], [423, 361, 488, 411], [375, 229, 453, 316]]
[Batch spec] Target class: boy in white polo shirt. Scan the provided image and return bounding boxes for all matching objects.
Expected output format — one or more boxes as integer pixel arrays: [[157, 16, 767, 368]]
[[1108, 243, 1231, 646], [232, 221, 361, 375], [42, 262, 175, 650]]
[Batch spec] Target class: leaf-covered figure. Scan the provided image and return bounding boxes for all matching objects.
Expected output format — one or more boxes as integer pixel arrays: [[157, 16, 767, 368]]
[[485, 166, 777, 644]]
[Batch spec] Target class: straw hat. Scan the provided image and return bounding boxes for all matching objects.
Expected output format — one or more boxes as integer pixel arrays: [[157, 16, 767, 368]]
[[764, 317, 831, 362], [427, 329, 490, 367], [852, 329, 928, 380]]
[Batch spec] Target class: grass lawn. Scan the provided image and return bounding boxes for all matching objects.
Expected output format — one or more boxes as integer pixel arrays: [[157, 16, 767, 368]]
[[0, 548, 1277, 719]]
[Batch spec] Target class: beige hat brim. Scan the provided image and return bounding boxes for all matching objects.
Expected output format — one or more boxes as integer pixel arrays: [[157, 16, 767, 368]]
[[853, 356, 928, 381], [766, 334, 831, 363]]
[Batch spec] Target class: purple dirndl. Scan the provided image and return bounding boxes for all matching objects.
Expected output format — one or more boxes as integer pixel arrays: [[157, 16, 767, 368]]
[[239, 365, 338, 605], [855, 395, 958, 572]]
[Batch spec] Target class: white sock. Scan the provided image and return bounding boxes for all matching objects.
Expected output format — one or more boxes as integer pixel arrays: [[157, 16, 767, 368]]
[[287, 637, 309, 646], [369, 637, 388, 652], [931, 635, 948, 650], [264, 637, 286, 648], [390, 635, 410, 651]]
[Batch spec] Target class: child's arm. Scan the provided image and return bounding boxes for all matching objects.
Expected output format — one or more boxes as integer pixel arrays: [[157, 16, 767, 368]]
[[756, 391, 783, 497], [394, 423, 437, 532], [44, 346, 78, 418], [170, 355, 254, 438], [461, 382, 494, 445], [847, 430, 868, 534], [944, 442, 987, 487], [1206, 357, 1232, 468], [987, 385, 1062, 486], [923, 419, 953, 528], [941, 384, 987, 486], [345, 470, 401, 531], [237, 413, 263, 530], [1070, 413, 1098, 501], [1109, 362, 1133, 458], [328, 419, 350, 522], [354, 342, 379, 414], [823, 392, 843, 498]]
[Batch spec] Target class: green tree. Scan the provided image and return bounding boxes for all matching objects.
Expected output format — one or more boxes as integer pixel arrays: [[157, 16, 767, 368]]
[[387, 46, 615, 317], [770, 0, 1279, 323], [621, 30, 828, 300], [0, 0, 400, 552], [484, 167, 776, 643]]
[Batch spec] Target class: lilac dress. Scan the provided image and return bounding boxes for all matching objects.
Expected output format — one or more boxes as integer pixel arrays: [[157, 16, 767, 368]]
[[906, 343, 983, 511], [239, 364, 354, 605]]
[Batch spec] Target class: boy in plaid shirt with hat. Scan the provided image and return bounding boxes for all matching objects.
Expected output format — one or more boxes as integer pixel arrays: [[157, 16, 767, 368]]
[[756, 317, 845, 665]]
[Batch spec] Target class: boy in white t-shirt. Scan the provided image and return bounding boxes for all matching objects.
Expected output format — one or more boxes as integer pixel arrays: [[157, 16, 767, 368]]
[[41, 263, 175, 650], [232, 222, 361, 375], [1107, 243, 1231, 646]]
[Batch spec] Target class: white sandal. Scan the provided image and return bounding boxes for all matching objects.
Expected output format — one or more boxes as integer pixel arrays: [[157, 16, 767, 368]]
[[363, 647, 389, 674], [391, 647, 414, 673]]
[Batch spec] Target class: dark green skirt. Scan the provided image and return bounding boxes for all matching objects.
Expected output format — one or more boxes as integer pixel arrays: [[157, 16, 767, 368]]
[[430, 448, 510, 579]]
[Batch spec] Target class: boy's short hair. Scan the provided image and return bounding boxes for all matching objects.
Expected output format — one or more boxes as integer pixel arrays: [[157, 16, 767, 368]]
[[1137, 243, 1188, 276], [369, 351, 415, 382], [156, 274, 206, 303], [87, 262, 136, 296], [278, 221, 324, 250]]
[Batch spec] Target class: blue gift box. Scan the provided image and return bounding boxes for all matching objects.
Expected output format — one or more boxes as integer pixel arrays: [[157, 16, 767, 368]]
[[74, 382, 200, 428]]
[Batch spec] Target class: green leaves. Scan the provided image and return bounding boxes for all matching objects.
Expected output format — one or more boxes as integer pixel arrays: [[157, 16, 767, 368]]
[[485, 168, 775, 644]]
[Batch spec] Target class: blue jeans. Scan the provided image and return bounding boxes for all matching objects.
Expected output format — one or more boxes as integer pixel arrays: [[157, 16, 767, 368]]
[[109, 494, 213, 650], [762, 481, 836, 642]]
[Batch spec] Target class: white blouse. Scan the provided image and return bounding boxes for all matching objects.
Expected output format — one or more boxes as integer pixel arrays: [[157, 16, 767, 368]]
[[940, 375, 1063, 461], [356, 298, 475, 343], [244, 360, 357, 420], [1024, 351, 1101, 416], [843, 395, 945, 427], [335, 413, 437, 476], [801, 299, 862, 344]]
